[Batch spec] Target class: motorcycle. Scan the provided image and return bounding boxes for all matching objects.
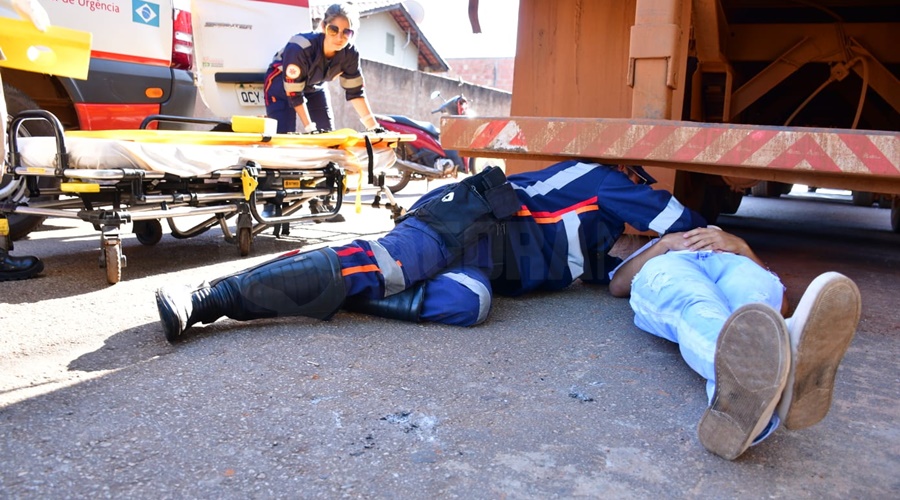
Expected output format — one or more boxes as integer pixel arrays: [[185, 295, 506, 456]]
[[374, 91, 472, 194]]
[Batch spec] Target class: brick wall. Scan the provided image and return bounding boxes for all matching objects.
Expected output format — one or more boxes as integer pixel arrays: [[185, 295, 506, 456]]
[[327, 59, 513, 130], [443, 58, 515, 93]]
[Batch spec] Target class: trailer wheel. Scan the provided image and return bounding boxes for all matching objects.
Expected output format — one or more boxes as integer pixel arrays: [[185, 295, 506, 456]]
[[751, 181, 790, 198], [1, 84, 58, 240], [134, 220, 163, 246], [851, 191, 875, 207], [104, 243, 123, 284], [238, 226, 251, 256], [891, 196, 899, 233]]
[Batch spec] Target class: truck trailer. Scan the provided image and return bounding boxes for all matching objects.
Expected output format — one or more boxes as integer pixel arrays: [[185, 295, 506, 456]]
[[443, 0, 900, 231]]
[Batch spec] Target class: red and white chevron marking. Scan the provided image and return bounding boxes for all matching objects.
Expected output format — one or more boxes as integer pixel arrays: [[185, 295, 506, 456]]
[[442, 117, 900, 177]]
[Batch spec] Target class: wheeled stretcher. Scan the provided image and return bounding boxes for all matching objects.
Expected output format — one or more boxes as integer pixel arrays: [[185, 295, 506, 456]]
[[0, 111, 412, 283]]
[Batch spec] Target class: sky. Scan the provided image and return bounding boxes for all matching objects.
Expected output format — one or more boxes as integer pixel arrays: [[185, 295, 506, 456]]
[[410, 0, 519, 59]]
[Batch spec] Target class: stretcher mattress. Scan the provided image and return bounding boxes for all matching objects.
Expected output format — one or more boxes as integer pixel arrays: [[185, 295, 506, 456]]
[[15, 128, 400, 178]]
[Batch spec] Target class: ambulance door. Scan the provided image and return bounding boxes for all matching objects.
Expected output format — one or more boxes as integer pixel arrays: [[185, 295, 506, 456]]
[[191, 0, 310, 118]]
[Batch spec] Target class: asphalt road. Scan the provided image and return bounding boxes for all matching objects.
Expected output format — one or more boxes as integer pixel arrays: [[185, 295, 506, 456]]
[[1, 184, 898, 498]]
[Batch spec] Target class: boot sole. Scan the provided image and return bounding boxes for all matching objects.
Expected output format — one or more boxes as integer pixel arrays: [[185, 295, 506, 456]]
[[698, 303, 790, 460], [779, 273, 860, 430], [0, 261, 44, 282], [155, 288, 185, 343]]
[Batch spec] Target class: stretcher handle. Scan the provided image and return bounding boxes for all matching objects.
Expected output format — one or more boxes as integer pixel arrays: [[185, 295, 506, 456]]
[[140, 114, 232, 131], [8, 110, 68, 175]]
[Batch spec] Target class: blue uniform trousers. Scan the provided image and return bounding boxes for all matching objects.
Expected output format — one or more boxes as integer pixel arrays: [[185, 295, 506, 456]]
[[264, 72, 335, 133], [332, 217, 493, 327]]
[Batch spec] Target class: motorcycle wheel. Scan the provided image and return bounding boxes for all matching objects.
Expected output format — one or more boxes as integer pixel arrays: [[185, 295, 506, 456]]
[[386, 143, 422, 194], [1, 84, 58, 240], [387, 170, 412, 194]]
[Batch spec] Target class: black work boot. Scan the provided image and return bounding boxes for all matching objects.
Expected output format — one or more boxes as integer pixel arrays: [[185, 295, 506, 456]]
[[343, 283, 426, 323], [155, 248, 346, 343], [0, 248, 44, 282]]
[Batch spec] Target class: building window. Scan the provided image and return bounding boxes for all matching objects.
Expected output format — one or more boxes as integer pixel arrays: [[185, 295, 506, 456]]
[[386, 33, 395, 56]]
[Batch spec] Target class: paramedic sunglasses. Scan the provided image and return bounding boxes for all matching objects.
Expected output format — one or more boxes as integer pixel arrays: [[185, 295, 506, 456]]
[[326, 24, 355, 39]]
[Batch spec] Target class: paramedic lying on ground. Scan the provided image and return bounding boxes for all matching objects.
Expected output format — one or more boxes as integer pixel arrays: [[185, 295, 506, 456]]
[[155, 160, 706, 342], [154, 162, 706, 338], [608, 226, 861, 460]]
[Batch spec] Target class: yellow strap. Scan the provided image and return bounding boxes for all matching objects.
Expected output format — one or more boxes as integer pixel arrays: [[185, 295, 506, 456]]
[[0, 218, 8, 236]]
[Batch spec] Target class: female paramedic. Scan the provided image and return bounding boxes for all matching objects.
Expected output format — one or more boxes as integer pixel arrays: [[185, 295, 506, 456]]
[[155, 162, 707, 342], [263, 2, 379, 134]]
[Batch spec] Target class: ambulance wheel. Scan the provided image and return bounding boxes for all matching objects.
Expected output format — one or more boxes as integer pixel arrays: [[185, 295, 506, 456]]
[[134, 220, 163, 246], [1, 84, 58, 240], [238, 227, 251, 256], [104, 244, 123, 284]]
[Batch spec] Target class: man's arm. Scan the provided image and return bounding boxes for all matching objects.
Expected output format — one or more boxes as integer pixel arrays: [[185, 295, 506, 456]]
[[683, 226, 767, 269], [609, 232, 682, 297], [609, 227, 773, 298]]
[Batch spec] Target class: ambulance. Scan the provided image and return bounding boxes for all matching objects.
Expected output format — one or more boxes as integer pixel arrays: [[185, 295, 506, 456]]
[[1, 0, 196, 131]]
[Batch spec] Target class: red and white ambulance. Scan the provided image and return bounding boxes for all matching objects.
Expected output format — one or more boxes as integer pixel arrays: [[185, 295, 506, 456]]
[[1, 0, 197, 131]]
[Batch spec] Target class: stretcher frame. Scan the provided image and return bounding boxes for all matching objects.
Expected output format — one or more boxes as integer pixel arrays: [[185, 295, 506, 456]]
[[0, 111, 410, 284]]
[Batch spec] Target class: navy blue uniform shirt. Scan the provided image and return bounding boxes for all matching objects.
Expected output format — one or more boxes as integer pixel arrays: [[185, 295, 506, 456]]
[[266, 31, 365, 108], [493, 161, 707, 295]]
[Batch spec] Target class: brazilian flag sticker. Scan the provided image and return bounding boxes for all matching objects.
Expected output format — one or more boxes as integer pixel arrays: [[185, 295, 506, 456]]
[[133, 0, 160, 27]]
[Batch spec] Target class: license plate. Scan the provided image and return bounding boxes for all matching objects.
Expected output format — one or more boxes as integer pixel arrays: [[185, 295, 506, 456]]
[[235, 83, 264, 107]]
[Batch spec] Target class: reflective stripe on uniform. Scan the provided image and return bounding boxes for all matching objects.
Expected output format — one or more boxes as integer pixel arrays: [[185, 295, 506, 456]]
[[284, 81, 306, 93], [445, 272, 491, 324], [370, 241, 405, 296], [648, 197, 687, 234], [340, 75, 363, 89], [561, 211, 584, 279], [288, 34, 312, 49], [516, 161, 597, 198]]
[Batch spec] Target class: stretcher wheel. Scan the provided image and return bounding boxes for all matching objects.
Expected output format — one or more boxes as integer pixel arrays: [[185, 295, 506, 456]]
[[134, 220, 163, 246], [104, 244, 123, 284], [238, 227, 251, 256]]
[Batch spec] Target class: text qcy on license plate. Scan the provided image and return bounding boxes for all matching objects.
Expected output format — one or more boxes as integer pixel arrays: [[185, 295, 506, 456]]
[[236, 84, 264, 106]]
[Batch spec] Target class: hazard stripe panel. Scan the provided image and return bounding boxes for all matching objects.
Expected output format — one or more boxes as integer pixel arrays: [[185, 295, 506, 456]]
[[441, 116, 900, 193]]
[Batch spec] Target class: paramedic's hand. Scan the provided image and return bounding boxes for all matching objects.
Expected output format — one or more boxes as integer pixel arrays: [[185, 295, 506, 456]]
[[12, 0, 51, 31]]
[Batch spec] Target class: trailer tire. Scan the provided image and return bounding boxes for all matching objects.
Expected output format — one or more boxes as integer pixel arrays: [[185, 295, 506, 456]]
[[1, 84, 58, 240], [891, 196, 899, 234], [751, 181, 790, 198], [851, 191, 875, 207]]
